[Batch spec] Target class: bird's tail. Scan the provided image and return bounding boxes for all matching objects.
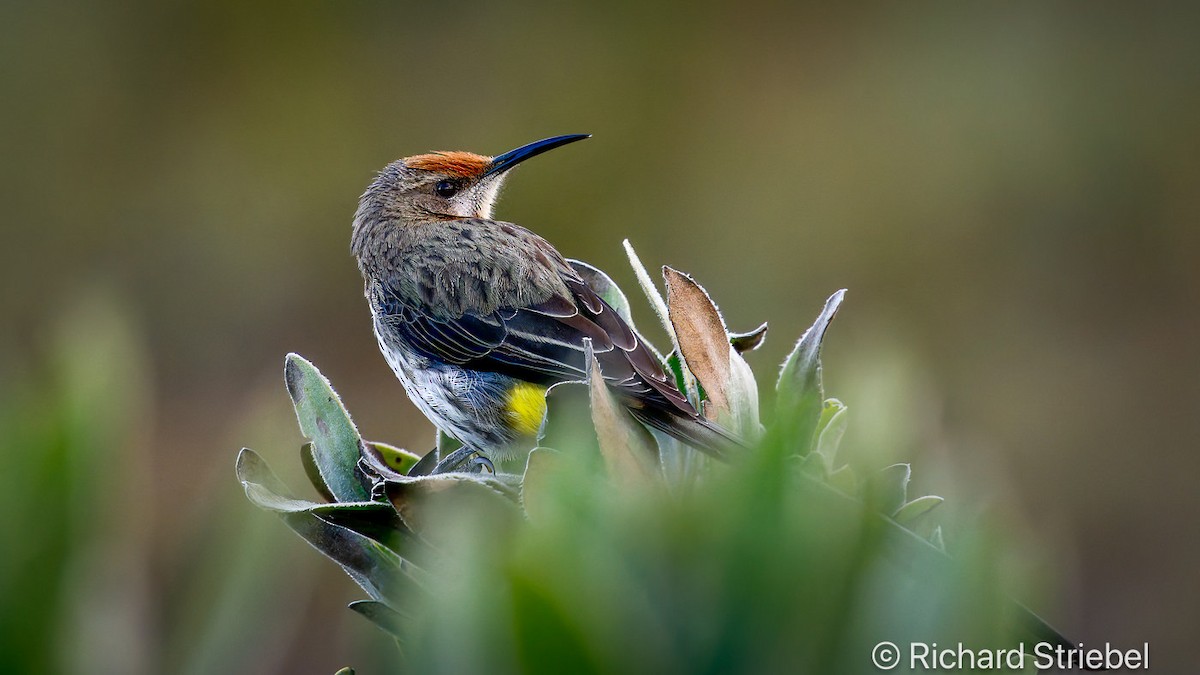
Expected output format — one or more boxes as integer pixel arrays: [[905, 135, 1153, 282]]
[[628, 407, 744, 460]]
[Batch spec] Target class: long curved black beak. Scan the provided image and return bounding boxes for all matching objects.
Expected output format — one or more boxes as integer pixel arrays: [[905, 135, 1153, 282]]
[[482, 134, 590, 178]]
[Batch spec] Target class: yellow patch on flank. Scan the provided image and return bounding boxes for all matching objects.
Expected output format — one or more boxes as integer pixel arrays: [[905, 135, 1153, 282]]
[[504, 382, 548, 437], [404, 151, 491, 177]]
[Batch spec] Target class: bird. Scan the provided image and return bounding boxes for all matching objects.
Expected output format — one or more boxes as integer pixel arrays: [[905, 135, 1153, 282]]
[[351, 134, 737, 466]]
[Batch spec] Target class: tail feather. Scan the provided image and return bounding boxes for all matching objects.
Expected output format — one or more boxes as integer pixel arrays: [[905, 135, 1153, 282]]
[[628, 407, 743, 460]]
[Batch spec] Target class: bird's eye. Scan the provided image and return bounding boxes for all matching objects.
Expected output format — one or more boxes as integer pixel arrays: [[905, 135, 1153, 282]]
[[434, 180, 459, 198]]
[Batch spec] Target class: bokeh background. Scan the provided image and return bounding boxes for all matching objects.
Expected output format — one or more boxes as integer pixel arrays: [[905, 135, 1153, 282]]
[[2, 1, 1197, 672]]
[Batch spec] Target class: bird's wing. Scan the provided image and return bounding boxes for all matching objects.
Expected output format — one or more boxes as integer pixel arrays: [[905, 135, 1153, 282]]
[[365, 218, 738, 454], [368, 272, 698, 418]]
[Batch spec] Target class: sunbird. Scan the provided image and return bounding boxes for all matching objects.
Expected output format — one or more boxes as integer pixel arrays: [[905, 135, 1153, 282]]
[[351, 135, 736, 464]]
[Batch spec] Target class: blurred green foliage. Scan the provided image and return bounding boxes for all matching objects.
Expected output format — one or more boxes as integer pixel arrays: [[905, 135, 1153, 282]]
[[401, 445, 1028, 675], [0, 296, 396, 673], [238, 275, 1061, 674], [0, 292, 150, 673]]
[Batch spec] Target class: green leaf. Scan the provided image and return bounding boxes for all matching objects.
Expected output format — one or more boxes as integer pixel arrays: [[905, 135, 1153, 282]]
[[827, 464, 859, 495], [236, 449, 417, 604], [284, 501, 413, 605], [730, 322, 768, 353], [725, 352, 762, 440], [236, 445, 298, 502], [239, 462, 419, 563], [772, 290, 846, 456], [724, 355, 763, 439], [665, 350, 700, 406], [798, 452, 826, 480], [814, 399, 848, 468], [333, 667, 356, 675], [385, 474, 522, 536], [348, 600, 408, 639], [622, 239, 674, 342], [872, 463, 911, 515], [368, 441, 422, 475], [893, 495, 945, 526], [237, 447, 415, 545], [929, 525, 946, 552], [654, 427, 706, 488], [284, 353, 371, 502], [300, 443, 335, 502]]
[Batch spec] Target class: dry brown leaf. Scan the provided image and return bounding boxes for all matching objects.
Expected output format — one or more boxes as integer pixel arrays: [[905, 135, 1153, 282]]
[[664, 266, 732, 417]]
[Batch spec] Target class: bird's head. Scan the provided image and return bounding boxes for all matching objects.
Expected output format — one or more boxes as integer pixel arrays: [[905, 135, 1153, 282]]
[[355, 134, 590, 227]]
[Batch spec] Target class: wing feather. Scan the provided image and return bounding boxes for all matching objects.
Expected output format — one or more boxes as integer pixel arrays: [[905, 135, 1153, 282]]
[[369, 272, 699, 421]]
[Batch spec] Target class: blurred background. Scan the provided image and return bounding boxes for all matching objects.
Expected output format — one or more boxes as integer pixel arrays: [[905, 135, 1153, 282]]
[[2, 1, 1197, 672]]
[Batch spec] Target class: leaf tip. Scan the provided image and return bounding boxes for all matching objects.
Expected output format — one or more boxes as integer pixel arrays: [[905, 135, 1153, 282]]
[[731, 322, 769, 353], [235, 447, 259, 483], [284, 353, 306, 400], [824, 288, 847, 318]]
